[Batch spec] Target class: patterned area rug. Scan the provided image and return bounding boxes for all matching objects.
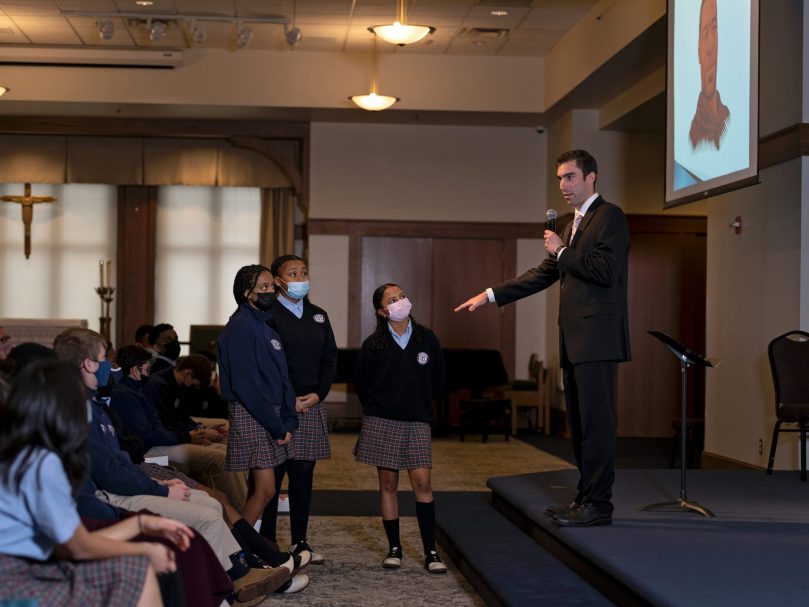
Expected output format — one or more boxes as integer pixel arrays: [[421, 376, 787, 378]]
[[255, 515, 484, 606]]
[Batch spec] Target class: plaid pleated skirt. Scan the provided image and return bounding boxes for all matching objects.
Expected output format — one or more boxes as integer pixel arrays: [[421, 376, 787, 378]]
[[289, 402, 331, 461], [0, 553, 148, 607], [354, 415, 432, 470], [226, 401, 292, 471]]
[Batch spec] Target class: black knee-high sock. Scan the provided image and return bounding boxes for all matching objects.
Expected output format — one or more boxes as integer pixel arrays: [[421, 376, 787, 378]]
[[287, 459, 315, 545], [382, 517, 400, 550], [259, 462, 287, 542], [415, 501, 436, 554], [231, 518, 289, 567]]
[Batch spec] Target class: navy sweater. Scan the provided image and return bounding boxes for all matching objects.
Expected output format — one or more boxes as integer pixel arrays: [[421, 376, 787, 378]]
[[112, 376, 187, 449], [145, 368, 197, 434], [88, 398, 169, 498], [218, 302, 298, 439], [268, 298, 337, 401], [354, 323, 446, 423]]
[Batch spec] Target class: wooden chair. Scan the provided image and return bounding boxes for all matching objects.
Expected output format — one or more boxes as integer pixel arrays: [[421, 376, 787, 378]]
[[506, 354, 547, 436], [766, 330, 809, 481]]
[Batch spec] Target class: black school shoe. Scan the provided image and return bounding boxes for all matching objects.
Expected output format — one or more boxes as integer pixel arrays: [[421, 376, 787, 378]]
[[382, 546, 402, 569], [290, 539, 324, 564], [424, 550, 447, 574], [552, 503, 612, 527], [545, 500, 580, 518]]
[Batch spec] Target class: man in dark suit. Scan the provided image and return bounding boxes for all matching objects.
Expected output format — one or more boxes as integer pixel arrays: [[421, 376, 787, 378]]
[[455, 149, 630, 527]]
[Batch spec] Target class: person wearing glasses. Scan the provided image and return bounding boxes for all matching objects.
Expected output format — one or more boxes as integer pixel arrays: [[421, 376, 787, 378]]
[[353, 283, 448, 574]]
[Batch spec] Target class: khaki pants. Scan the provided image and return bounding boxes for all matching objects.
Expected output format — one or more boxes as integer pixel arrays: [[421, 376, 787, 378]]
[[96, 488, 240, 571], [146, 443, 247, 511]]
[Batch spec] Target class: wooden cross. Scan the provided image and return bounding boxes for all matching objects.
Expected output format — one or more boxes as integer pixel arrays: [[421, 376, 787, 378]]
[[0, 183, 56, 259]]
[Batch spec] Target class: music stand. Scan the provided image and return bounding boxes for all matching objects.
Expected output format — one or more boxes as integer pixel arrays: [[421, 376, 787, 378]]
[[643, 330, 719, 518]]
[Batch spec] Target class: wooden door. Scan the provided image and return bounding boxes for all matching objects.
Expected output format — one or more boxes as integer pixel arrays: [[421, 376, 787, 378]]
[[617, 217, 707, 437], [430, 237, 514, 370]]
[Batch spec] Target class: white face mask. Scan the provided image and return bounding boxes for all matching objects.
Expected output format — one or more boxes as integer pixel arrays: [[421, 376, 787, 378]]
[[386, 297, 412, 322]]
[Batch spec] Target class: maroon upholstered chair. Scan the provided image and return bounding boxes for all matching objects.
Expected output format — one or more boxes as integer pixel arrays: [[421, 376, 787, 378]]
[[766, 330, 809, 481]]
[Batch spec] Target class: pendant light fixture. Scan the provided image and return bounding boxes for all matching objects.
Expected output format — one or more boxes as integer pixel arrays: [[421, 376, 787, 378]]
[[349, 34, 400, 111], [369, 0, 435, 46]]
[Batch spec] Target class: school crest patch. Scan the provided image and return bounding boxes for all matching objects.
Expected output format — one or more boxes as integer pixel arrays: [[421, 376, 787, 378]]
[[417, 352, 429, 365], [313, 314, 326, 324], [271, 339, 282, 350]]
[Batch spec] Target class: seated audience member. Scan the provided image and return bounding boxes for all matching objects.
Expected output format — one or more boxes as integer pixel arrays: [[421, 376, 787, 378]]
[[147, 354, 229, 435], [0, 359, 193, 607], [52, 328, 310, 601], [113, 346, 245, 509], [179, 350, 230, 421], [135, 323, 155, 350], [149, 323, 181, 374]]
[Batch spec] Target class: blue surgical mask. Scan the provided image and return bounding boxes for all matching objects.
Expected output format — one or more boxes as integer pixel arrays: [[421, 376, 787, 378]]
[[94, 360, 112, 387], [284, 280, 310, 300]]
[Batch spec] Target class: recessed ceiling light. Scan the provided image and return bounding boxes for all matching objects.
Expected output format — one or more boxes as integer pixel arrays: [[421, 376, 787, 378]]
[[136, 1, 154, 6], [471, 40, 486, 46], [490, 10, 509, 17]]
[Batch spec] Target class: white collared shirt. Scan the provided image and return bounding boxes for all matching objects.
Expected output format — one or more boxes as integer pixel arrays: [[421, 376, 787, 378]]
[[388, 319, 412, 349], [277, 293, 304, 319]]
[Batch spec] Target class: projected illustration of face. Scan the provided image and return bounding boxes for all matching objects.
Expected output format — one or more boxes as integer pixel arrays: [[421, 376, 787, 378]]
[[698, 0, 718, 99]]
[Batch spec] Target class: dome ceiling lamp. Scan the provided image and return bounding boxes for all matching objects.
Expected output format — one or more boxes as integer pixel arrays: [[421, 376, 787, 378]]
[[349, 34, 400, 111], [368, 0, 435, 46], [349, 34, 401, 112]]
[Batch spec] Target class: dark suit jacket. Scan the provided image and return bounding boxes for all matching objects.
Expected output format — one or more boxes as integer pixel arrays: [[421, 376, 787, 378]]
[[492, 196, 630, 365]]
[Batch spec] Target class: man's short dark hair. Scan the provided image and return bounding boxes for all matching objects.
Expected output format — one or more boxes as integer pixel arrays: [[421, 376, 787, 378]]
[[556, 149, 598, 181], [135, 324, 154, 342], [148, 323, 174, 346], [176, 354, 212, 387], [116, 344, 153, 374]]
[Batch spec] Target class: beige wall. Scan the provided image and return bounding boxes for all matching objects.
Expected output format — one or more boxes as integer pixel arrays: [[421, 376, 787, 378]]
[[0, 49, 544, 115], [310, 122, 546, 222], [703, 0, 808, 468], [705, 160, 802, 467]]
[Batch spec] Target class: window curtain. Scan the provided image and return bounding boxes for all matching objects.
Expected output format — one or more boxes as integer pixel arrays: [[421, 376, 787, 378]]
[[259, 188, 295, 267]]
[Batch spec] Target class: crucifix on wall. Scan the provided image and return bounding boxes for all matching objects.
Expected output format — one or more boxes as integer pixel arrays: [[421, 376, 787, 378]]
[[0, 183, 56, 259]]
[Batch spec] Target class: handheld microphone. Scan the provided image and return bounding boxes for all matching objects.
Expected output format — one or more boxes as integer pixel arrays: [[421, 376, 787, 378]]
[[546, 208, 558, 233]]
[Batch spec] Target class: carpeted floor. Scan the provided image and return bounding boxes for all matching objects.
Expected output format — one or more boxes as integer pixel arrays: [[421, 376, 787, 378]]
[[258, 516, 485, 607]]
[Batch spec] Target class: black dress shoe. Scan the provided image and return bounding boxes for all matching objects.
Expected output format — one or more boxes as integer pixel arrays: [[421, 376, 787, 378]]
[[545, 501, 579, 518], [552, 503, 612, 527]]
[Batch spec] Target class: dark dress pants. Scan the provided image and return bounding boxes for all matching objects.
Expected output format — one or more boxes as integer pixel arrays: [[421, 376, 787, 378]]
[[561, 357, 617, 515]]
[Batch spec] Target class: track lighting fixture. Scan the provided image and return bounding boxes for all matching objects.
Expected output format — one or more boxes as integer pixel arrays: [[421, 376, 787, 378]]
[[237, 26, 253, 49], [149, 20, 167, 42], [97, 19, 114, 41]]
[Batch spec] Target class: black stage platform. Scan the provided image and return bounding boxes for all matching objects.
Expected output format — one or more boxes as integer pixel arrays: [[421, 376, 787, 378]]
[[488, 469, 809, 607]]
